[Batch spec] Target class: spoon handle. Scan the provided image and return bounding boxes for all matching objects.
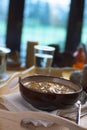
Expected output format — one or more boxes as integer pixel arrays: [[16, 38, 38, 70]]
[[76, 100, 81, 125]]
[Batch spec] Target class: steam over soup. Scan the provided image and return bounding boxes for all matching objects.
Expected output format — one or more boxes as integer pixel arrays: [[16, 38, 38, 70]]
[[24, 81, 76, 94]]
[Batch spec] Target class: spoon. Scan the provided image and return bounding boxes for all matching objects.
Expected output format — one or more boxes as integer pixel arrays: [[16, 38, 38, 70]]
[[76, 100, 81, 125]]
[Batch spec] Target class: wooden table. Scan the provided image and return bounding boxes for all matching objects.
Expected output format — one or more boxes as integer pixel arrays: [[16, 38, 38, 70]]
[[0, 66, 87, 130]]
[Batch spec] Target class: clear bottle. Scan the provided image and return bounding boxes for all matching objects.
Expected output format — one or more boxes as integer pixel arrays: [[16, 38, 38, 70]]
[[72, 45, 86, 69]]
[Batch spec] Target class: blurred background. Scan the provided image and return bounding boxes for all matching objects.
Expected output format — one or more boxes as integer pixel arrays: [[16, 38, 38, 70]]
[[0, 0, 87, 68]]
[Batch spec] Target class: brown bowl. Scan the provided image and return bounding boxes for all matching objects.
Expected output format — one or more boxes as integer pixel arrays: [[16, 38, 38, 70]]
[[19, 75, 82, 111]]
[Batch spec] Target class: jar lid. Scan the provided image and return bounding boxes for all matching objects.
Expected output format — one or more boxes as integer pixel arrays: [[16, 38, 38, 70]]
[[0, 47, 11, 54]]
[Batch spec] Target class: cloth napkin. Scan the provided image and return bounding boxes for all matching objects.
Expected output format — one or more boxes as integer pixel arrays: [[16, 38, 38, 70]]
[[0, 92, 87, 127]]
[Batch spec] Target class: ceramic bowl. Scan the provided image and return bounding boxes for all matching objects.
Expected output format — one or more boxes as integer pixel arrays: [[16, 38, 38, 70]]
[[19, 75, 82, 111]]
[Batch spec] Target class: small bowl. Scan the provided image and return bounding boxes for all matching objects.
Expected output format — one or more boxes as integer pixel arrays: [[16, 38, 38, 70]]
[[19, 75, 82, 111]]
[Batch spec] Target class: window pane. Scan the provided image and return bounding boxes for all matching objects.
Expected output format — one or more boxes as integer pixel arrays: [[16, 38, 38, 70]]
[[0, 0, 9, 47], [81, 0, 87, 44], [21, 0, 71, 60]]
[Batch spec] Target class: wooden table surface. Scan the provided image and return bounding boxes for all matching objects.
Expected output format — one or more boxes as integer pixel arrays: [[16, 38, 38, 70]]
[[0, 66, 87, 129]]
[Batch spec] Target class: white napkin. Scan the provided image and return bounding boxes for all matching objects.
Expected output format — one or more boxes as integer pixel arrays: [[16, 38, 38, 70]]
[[1, 92, 87, 127], [1, 92, 59, 114]]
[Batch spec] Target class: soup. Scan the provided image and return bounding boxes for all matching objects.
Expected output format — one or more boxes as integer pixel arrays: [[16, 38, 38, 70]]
[[24, 81, 76, 94]]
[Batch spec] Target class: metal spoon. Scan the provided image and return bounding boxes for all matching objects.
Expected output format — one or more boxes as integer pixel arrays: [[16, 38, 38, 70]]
[[76, 100, 81, 125]]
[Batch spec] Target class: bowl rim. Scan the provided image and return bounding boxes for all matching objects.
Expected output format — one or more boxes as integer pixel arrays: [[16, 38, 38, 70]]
[[19, 75, 83, 95]]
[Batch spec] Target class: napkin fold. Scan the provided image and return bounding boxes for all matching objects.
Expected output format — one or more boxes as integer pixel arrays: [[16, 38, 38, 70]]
[[0, 92, 87, 127]]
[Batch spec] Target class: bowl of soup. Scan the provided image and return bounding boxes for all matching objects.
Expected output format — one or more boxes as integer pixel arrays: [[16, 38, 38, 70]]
[[19, 75, 82, 111]]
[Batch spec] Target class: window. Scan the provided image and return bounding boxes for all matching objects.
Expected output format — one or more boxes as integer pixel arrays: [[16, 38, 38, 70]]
[[2, 0, 84, 66], [21, 0, 71, 61], [81, 0, 87, 44], [0, 0, 9, 47]]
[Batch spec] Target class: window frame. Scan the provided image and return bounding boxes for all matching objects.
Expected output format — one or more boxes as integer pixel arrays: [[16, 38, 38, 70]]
[[6, 0, 85, 57], [65, 0, 85, 53], [6, 0, 24, 52]]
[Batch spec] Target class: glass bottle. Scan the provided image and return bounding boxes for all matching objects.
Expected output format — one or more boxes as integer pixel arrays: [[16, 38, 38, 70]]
[[72, 45, 86, 69]]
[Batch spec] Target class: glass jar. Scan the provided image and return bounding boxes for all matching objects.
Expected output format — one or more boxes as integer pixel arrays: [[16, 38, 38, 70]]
[[0, 47, 10, 83]]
